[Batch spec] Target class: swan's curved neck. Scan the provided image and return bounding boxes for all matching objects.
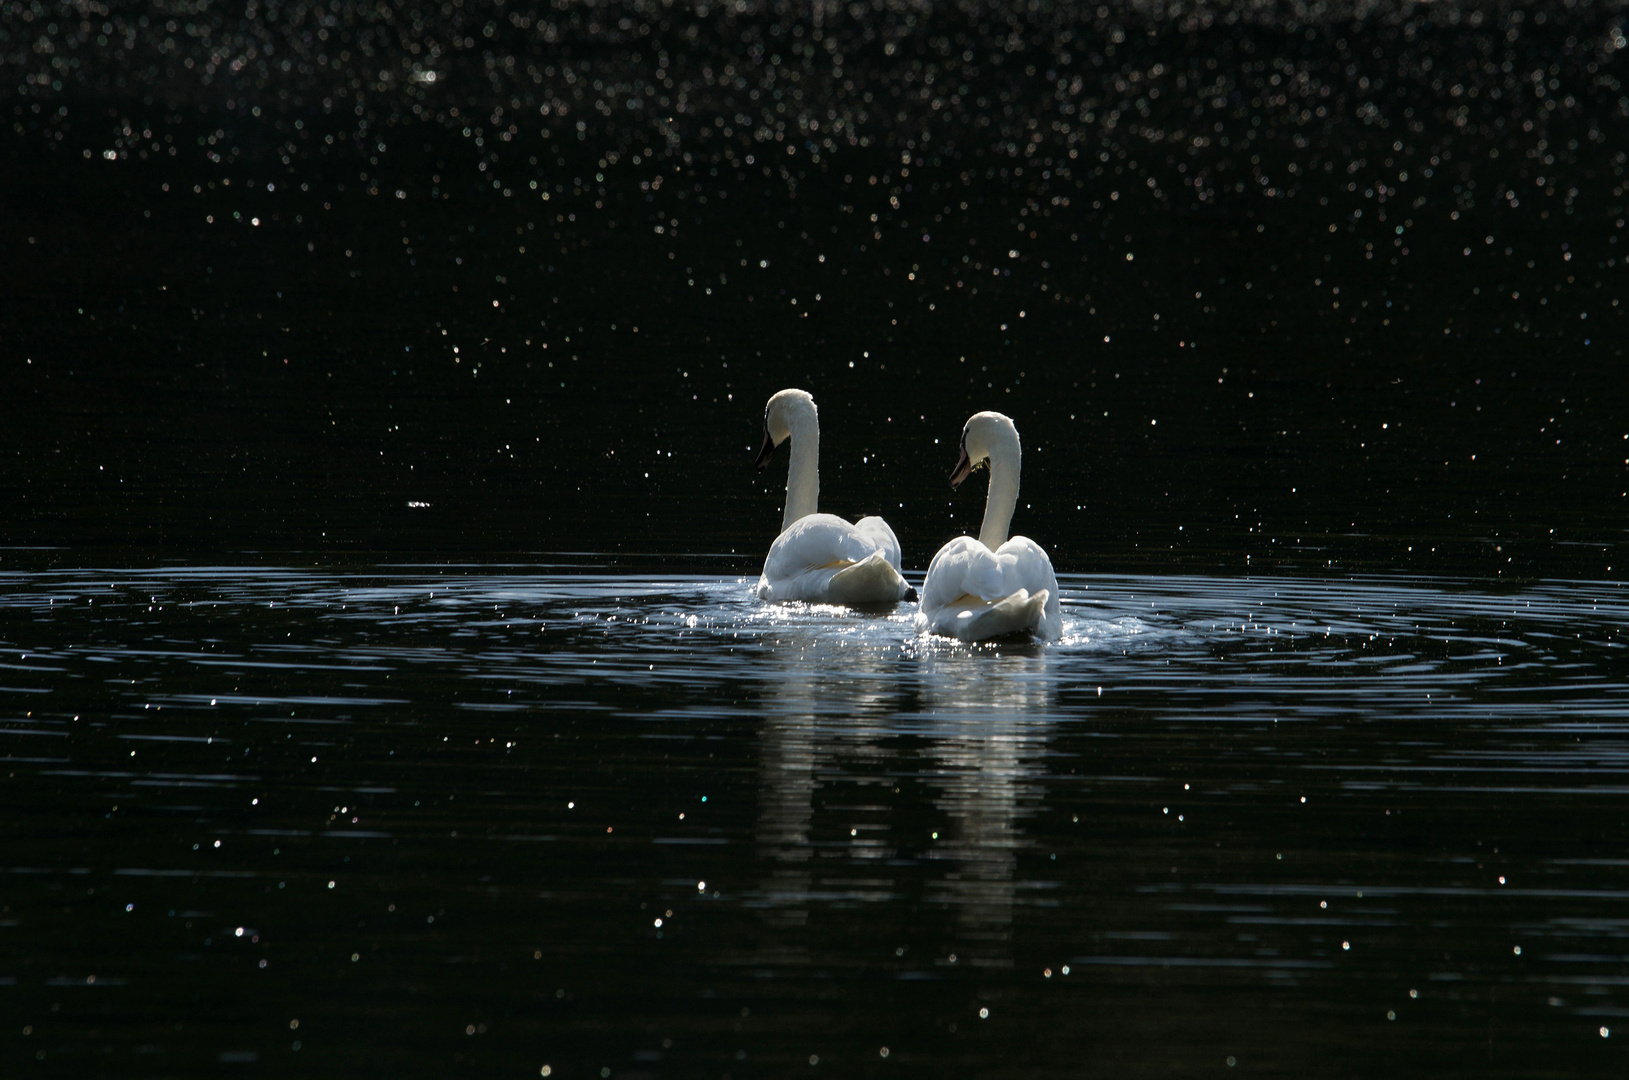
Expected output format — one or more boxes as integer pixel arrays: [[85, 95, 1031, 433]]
[[979, 433, 1021, 550], [781, 410, 820, 531]]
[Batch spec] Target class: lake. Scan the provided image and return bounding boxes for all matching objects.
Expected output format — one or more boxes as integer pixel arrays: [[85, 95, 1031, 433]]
[[3, 562, 1627, 1074]]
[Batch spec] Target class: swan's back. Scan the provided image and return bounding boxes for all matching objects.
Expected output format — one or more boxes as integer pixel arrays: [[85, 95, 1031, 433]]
[[850, 515, 903, 570], [758, 513, 909, 604], [918, 534, 1061, 640]]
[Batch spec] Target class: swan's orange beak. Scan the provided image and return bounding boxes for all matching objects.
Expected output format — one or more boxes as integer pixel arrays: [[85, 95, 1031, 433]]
[[753, 430, 777, 471], [949, 445, 973, 489]]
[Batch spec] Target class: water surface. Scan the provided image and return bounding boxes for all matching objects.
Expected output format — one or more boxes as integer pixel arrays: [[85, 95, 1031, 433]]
[[4, 562, 1628, 1075]]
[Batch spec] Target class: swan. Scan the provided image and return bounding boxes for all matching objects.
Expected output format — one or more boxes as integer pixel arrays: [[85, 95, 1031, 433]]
[[753, 389, 914, 606], [916, 411, 1062, 641]]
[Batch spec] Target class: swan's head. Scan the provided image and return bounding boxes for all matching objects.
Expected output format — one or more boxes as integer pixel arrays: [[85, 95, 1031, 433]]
[[755, 388, 818, 471], [950, 410, 1020, 488]]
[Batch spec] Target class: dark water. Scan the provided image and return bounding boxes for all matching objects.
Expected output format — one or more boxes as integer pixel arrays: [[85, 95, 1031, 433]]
[[3, 563, 1629, 1075], [4, 0, 1629, 1074]]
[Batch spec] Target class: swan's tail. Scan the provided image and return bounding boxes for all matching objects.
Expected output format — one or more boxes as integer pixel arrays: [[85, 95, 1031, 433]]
[[826, 550, 909, 606], [948, 588, 1049, 641]]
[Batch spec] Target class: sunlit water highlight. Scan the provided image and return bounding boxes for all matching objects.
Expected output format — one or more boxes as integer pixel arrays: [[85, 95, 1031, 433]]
[[2, 565, 1627, 1075]]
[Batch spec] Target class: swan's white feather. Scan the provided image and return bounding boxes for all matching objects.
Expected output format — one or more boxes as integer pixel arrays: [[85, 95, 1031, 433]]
[[757, 512, 910, 604], [915, 534, 1062, 641]]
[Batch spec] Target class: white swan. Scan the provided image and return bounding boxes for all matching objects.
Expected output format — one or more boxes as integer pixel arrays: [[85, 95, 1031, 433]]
[[916, 411, 1062, 641], [754, 389, 914, 606]]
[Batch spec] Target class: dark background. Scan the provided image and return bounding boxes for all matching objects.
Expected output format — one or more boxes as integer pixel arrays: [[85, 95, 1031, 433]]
[[1, 1, 1625, 575], [3, 6, 1629, 1077]]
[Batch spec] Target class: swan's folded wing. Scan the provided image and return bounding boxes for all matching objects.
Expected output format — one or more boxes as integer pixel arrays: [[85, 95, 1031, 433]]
[[995, 536, 1059, 598], [760, 514, 908, 604], [851, 515, 903, 571], [997, 535, 1063, 639], [762, 513, 885, 579], [921, 536, 1007, 610]]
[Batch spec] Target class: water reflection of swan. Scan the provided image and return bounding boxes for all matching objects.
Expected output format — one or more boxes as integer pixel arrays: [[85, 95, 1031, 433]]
[[752, 622, 909, 935], [753, 389, 912, 606], [755, 673, 818, 933], [916, 649, 1056, 967], [918, 412, 1061, 641], [749, 615, 1057, 972]]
